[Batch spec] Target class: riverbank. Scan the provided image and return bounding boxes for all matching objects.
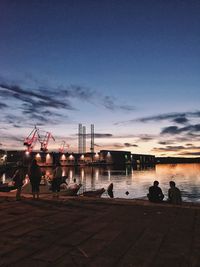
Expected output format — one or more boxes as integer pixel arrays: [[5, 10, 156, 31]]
[[0, 193, 200, 267]]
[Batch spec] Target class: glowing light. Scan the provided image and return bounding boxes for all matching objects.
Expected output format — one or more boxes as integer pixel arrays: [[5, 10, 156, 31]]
[[69, 154, 74, 160], [107, 152, 111, 157], [69, 169, 73, 180], [36, 153, 41, 159], [95, 153, 99, 158], [61, 154, 66, 160], [25, 151, 30, 156], [108, 169, 111, 181], [2, 173, 5, 183], [81, 169, 84, 179], [80, 155, 84, 160], [46, 153, 51, 159]]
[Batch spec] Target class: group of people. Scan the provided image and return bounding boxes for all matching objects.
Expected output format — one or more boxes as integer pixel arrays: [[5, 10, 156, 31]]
[[147, 180, 182, 204], [12, 159, 63, 201]]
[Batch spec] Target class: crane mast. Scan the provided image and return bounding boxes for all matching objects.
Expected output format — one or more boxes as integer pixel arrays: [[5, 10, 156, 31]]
[[40, 132, 55, 152], [24, 126, 39, 152]]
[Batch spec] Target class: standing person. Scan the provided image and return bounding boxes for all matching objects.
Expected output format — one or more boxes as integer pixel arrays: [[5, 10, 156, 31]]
[[147, 180, 164, 203], [107, 183, 114, 198], [52, 162, 62, 198], [168, 181, 182, 204], [28, 159, 42, 199], [12, 161, 25, 201]]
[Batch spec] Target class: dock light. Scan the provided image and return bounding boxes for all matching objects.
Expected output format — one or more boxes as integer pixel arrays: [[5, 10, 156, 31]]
[[94, 153, 99, 158], [61, 154, 66, 160], [80, 155, 84, 160], [69, 154, 74, 160], [107, 152, 111, 157], [25, 151, 30, 156], [36, 153, 41, 159], [46, 153, 51, 159]]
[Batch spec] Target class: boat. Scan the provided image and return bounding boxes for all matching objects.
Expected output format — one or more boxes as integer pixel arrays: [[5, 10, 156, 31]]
[[22, 181, 81, 196], [82, 188, 105, 197], [0, 183, 17, 192]]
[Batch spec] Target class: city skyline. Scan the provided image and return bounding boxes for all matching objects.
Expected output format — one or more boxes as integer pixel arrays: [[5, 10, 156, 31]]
[[0, 0, 200, 156]]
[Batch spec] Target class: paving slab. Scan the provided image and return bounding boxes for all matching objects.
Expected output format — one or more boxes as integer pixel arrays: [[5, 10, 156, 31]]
[[1, 193, 200, 267]]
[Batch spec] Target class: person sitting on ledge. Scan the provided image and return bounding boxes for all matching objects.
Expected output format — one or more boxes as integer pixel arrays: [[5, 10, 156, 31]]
[[147, 180, 164, 203], [168, 181, 182, 205]]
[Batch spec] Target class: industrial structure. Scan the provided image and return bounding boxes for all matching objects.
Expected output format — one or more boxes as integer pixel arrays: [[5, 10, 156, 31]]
[[3, 123, 155, 168]]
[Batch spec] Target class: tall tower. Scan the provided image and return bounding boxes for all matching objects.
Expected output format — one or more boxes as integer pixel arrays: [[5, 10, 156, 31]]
[[78, 123, 83, 153], [83, 126, 86, 153], [90, 124, 94, 154]]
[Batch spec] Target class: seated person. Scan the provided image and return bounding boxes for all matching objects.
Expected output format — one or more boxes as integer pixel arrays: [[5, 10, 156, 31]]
[[168, 181, 182, 204], [147, 180, 164, 203]]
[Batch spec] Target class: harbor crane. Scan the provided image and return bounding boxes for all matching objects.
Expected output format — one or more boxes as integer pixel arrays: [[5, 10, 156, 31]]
[[24, 126, 40, 152], [59, 141, 70, 153], [40, 132, 55, 152]]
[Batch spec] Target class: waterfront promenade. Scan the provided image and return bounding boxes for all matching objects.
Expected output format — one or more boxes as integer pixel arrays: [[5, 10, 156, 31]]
[[0, 192, 200, 267]]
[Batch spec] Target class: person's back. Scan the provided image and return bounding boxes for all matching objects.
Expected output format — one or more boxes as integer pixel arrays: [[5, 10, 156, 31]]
[[28, 159, 41, 199], [12, 162, 25, 200], [168, 181, 182, 204], [148, 180, 164, 203], [29, 163, 41, 183]]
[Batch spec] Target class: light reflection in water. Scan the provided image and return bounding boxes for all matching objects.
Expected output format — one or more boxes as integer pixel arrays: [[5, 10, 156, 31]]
[[1, 164, 200, 202]]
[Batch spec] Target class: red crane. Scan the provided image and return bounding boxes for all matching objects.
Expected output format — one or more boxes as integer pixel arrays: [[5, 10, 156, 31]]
[[24, 126, 40, 152], [40, 132, 55, 152], [59, 141, 70, 153]]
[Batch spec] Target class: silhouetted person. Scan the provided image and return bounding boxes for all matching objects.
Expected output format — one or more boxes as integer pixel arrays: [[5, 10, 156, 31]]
[[147, 180, 164, 203], [52, 162, 62, 198], [168, 181, 182, 204], [28, 159, 42, 199], [12, 161, 25, 201], [107, 183, 114, 198]]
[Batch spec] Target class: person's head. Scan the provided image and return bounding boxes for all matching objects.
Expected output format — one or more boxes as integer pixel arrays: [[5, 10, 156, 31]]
[[169, 181, 176, 187], [153, 180, 159, 186]]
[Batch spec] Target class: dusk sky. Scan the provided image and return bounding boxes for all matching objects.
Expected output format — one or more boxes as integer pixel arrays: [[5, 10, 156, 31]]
[[0, 0, 200, 156]]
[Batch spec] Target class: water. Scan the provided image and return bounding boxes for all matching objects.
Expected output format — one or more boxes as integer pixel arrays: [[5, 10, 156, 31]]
[[1, 163, 200, 202]]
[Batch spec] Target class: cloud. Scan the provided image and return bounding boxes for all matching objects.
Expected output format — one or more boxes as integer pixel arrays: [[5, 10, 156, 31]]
[[172, 116, 189, 124], [0, 80, 135, 128], [138, 135, 154, 142], [102, 96, 135, 111], [115, 111, 200, 125], [0, 102, 8, 109], [152, 145, 200, 153], [158, 141, 174, 145], [153, 146, 186, 152], [179, 152, 200, 156], [124, 143, 138, 147], [161, 124, 200, 135], [84, 133, 113, 138], [137, 111, 200, 123]]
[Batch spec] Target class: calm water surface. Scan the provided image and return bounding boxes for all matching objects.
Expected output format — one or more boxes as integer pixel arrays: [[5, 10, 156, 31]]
[[1, 163, 200, 202]]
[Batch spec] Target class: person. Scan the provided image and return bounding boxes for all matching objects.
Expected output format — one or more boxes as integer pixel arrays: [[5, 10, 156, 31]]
[[52, 162, 62, 197], [12, 161, 25, 201], [168, 181, 182, 204], [107, 183, 114, 198], [147, 180, 164, 203], [28, 159, 42, 199]]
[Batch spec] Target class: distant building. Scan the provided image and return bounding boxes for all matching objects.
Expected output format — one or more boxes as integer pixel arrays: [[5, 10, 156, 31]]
[[99, 150, 131, 166], [5, 150, 155, 167]]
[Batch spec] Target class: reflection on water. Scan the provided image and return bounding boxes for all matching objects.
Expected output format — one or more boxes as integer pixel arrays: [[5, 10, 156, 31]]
[[1, 163, 200, 202]]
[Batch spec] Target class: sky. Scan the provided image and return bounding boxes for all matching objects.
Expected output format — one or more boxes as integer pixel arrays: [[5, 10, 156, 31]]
[[0, 0, 200, 157]]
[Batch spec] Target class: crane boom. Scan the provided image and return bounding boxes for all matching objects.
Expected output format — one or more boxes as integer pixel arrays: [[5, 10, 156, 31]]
[[24, 126, 39, 152], [40, 132, 55, 152]]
